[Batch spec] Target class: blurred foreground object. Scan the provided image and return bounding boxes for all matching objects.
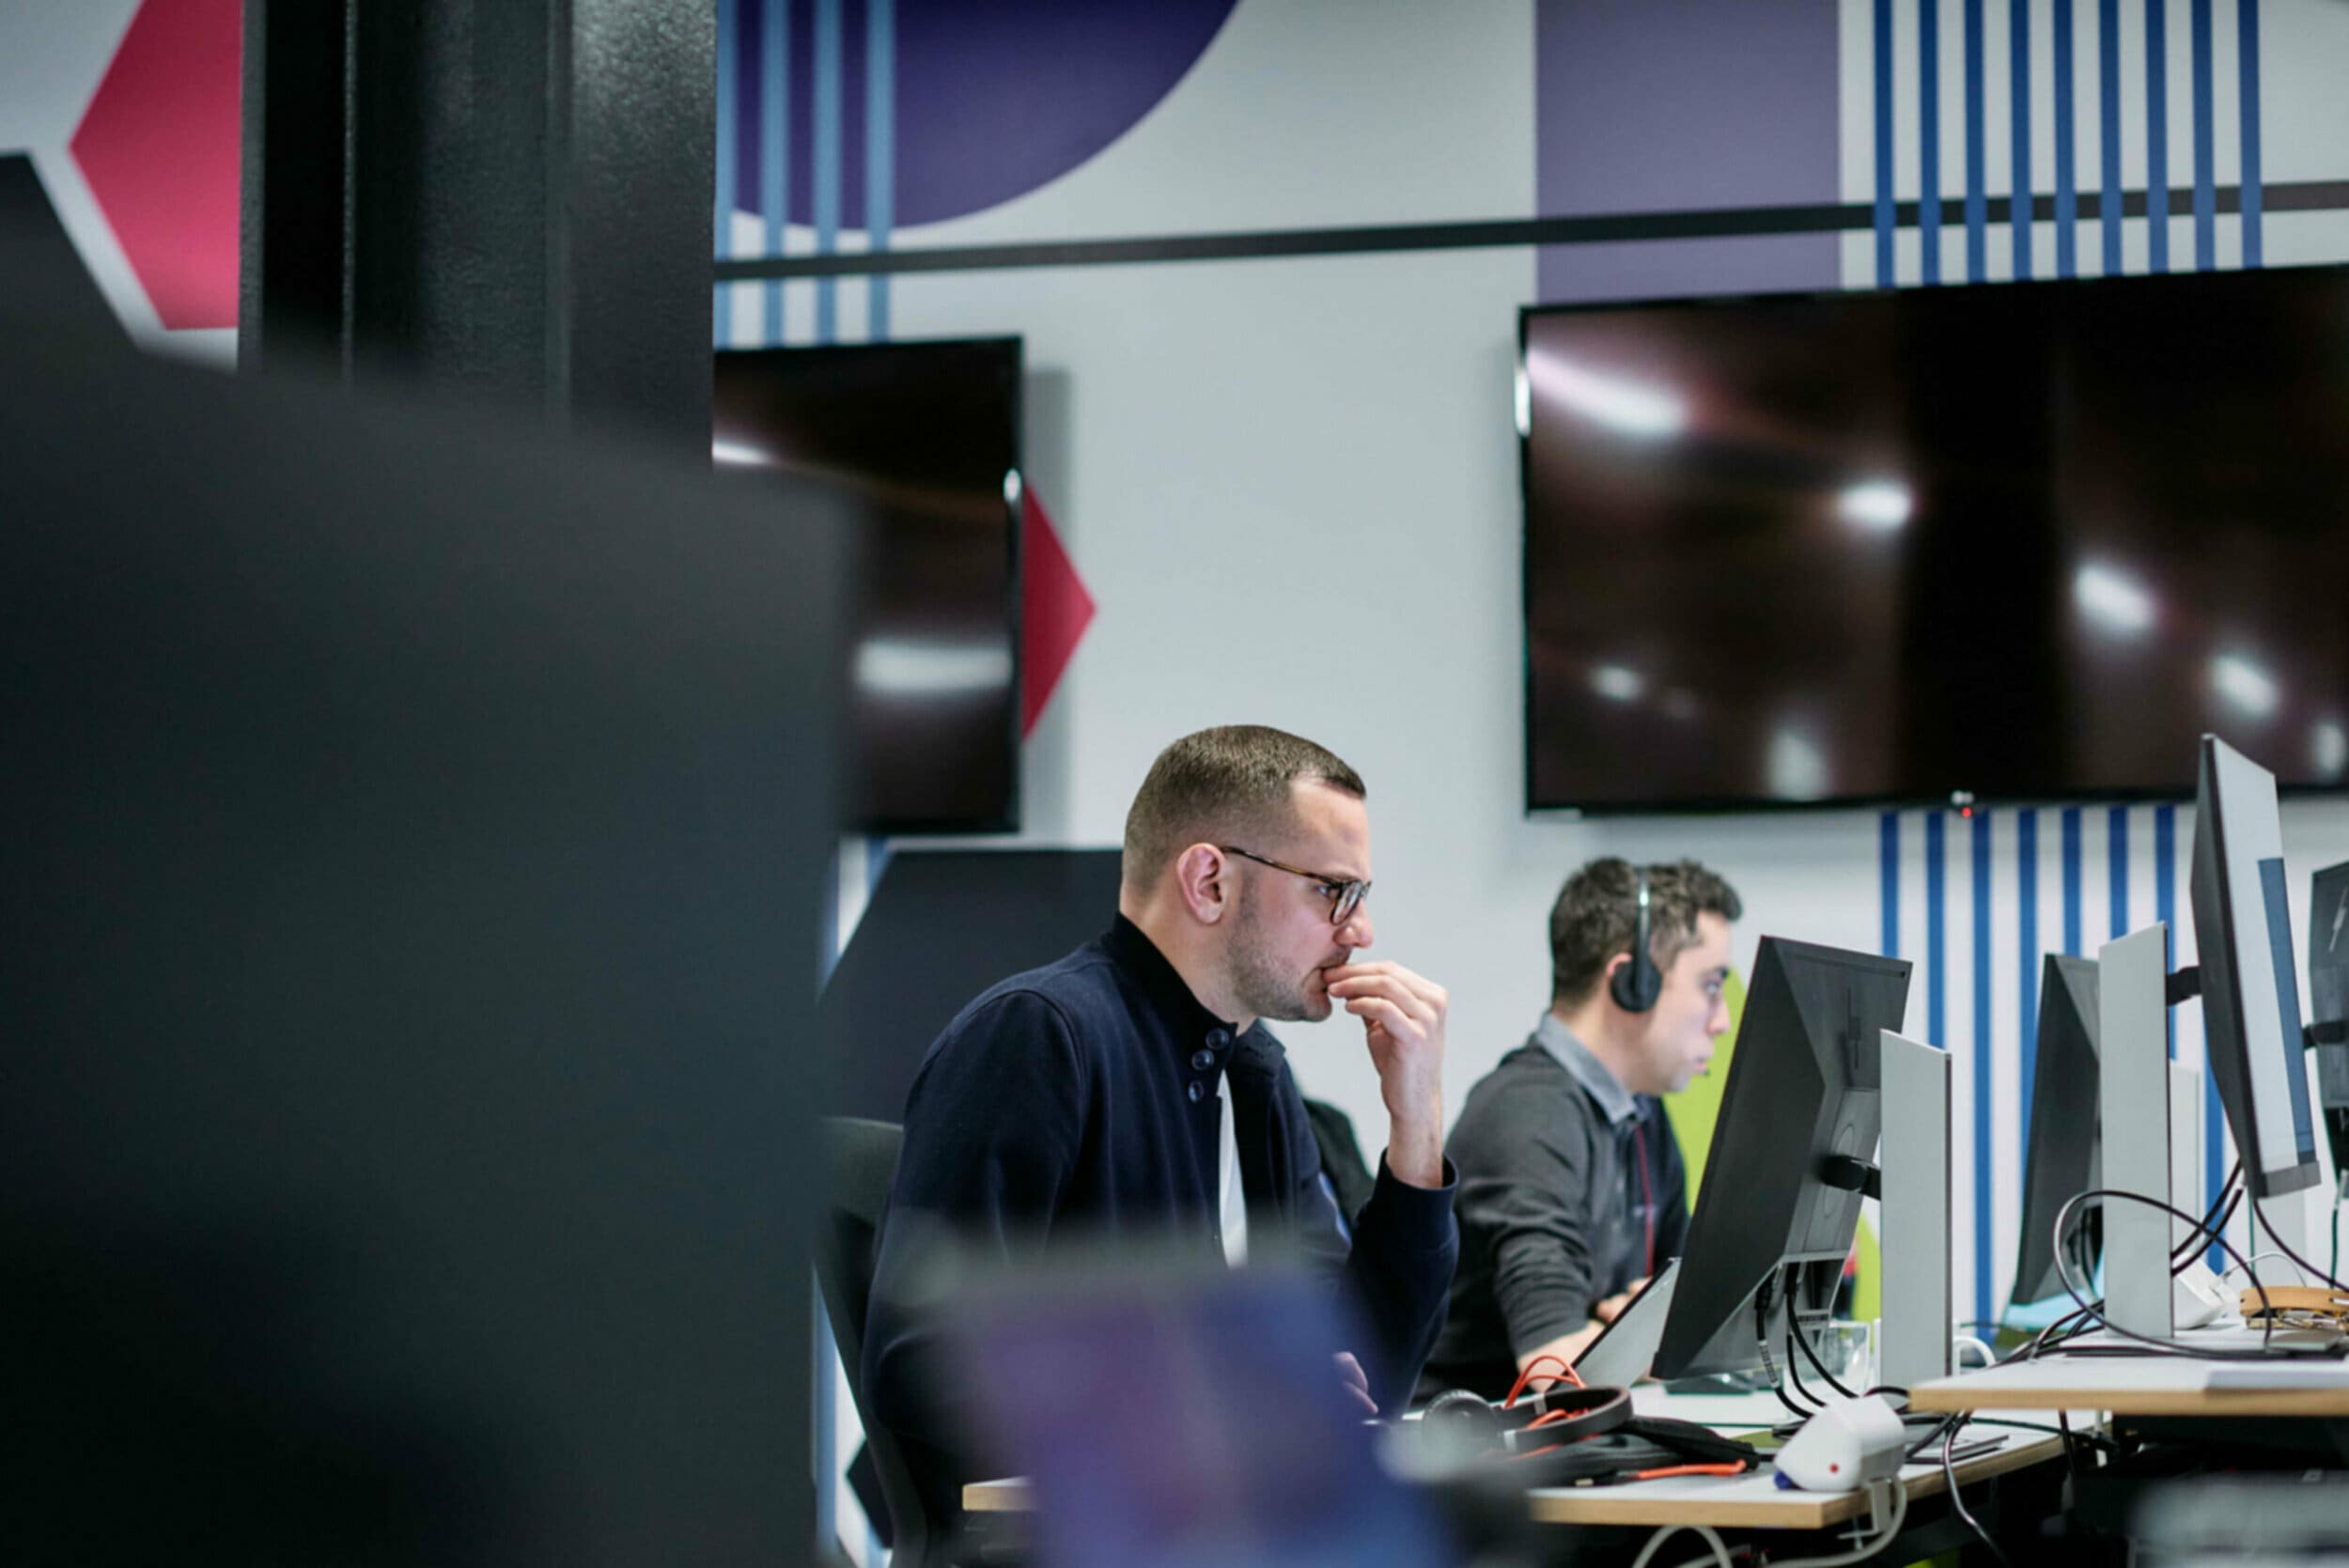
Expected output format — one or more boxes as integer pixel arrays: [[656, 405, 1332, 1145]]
[[2136, 1477, 2349, 1568], [958, 1257, 1462, 1568], [1, 276, 846, 1563]]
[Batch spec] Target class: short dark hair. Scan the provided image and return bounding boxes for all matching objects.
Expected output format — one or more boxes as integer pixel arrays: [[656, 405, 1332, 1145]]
[[1121, 725, 1366, 895], [1549, 858, 1743, 1007]]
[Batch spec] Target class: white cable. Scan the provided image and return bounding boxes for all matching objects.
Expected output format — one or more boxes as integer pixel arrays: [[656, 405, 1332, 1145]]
[[1630, 1521, 1733, 1568], [1767, 1476, 1910, 1568], [1952, 1334, 1997, 1369], [2223, 1250, 2306, 1288]]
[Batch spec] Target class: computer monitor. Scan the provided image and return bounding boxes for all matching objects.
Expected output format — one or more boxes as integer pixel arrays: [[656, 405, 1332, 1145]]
[[1650, 938, 1913, 1380], [2306, 860, 2349, 1194], [2010, 955, 2102, 1308], [712, 336, 1022, 834], [2190, 736, 2324, 1199]]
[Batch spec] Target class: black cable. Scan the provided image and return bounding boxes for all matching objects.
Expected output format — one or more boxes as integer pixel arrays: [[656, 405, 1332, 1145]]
[[2048, 1187, 2279, 1359], [2332, 1196, 2341, 1288], [1903, 1411, 1964, 1461], [2175, 1186, 2243, 1271], [1966, 1416, 2119, 1453], [1790, 1309, 1859, 1401], [1783, 1314, 1814, 1404], [1943, 1421, 2016, 1568], [2020, 1296, 2106, 1363], [1759, 1269, 1819, 1419]]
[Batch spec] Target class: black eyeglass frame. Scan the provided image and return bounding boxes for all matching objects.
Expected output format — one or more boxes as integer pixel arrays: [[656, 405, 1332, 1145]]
[[1217, 845, 1371, 927]]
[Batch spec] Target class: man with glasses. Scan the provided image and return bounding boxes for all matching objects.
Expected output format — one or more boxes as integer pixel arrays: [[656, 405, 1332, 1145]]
[[863, 725, 1457, 1532], [1422, 858, 1740, 1398]]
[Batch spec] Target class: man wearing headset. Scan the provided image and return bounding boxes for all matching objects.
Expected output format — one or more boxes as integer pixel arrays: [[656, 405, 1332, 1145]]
[[1420, 858, 1740, 1398]]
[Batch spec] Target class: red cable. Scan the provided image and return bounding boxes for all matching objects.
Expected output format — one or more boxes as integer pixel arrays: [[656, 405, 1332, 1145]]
[[1632, 1116, 1657, 1278], [1503, 1353, 1585, 1406]]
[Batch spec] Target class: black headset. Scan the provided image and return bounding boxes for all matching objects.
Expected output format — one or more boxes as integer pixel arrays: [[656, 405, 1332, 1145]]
[[1609, 865, 1663, 1013]]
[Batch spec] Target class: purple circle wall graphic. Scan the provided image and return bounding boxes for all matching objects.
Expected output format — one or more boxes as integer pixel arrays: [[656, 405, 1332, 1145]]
[[731, 0, 1241, 230]]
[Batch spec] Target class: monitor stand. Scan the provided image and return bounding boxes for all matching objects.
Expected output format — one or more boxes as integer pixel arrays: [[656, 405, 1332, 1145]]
[[1880, 1030, 1952, 1394], [2100, 924, 2212, 1340], [2093, 923, 2310, 1347]]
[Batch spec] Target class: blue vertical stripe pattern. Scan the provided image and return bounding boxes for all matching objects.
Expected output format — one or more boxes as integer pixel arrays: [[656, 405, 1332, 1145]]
[[2108, 806, 2130, 939], [2147, 0, 2170, 272], [2054, 0, 2077, 277], [1971, 814, 1993, 1328], [2018, 810, 2041, 1146], [813, 0, 843, 343], [2100, 0, 2123, 273], [866, 0, 895, 340], [761, 0, 788, 344], [2191, 0, 2215, 269], [2062, 807, 2083, 955], [1875, 0, 1896, 287], [1928, 813, 1948, 1048], [1920, 0, 1941, 284], [1882, 813, 1901, 957], [2155, 805, 2177, 1057], [714, 0, 738, 344], [2010, 0, 2030, 279], [2240, 0, 2263, 267], [1964, 0, 1985, 281]]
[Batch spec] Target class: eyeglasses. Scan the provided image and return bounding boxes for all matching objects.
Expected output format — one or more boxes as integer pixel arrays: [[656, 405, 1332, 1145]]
[[1218, 846, 1371, 927]]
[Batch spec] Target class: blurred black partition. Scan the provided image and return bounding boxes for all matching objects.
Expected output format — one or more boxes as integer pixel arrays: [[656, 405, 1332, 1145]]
[[1, 290, 844, 1562], [0, 155, 119, 345], [822, 850, 1125, 1121], [241, 0, 715, 457]]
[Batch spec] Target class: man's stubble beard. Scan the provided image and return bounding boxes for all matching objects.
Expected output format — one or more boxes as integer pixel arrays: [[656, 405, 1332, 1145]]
[[1227, 881, 1335, 1024]]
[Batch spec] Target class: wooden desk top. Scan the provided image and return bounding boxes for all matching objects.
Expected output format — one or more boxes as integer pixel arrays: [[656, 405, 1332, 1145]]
[[1911, 1353, 2349, 1418], [966, 1388, 2067, 1530], [1521, 1431, 2059, 1529]]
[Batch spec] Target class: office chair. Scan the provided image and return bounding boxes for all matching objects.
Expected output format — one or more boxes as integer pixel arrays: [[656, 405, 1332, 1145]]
[[817, 1116, 936, 1567]]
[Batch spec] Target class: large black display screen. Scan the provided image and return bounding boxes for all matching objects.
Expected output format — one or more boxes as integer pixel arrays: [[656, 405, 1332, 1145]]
[[715, 337, 1021, 832], [1522, 265, 2349, 812]]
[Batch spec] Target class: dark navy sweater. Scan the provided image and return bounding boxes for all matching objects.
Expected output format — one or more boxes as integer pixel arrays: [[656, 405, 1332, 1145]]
[[861, 915, 1458, 1531]]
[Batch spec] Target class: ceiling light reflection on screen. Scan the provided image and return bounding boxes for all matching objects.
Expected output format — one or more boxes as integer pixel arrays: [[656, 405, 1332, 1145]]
[[711, 439, 776, 469], [1837, 480, 1913, 533], [2211, 653, 2280, 720], [2315, 721, 2348, 780], [855, 639, 1015, 697], [1766, 727, 1830, 800], [1003, 469, 1024, 505], [1591, 664, 1643, 703], [2073, 564, 2156, 634], [1534, 356, 1686, 440], [1662, 689, 1700, 722], [1514, 365, 1532, 438]]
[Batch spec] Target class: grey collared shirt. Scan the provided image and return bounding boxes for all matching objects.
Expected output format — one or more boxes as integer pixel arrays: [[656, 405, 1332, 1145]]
[[1532, 1014, 1639, 1129], [1422, 1017, 1691, 1398]]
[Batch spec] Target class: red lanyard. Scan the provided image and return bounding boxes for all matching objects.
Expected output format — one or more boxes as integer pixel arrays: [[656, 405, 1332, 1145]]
[[1630, 1116, 1656, 1277]]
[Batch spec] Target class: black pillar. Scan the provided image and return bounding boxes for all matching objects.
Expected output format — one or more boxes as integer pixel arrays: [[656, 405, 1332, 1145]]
[[240, 0, 716, 459]]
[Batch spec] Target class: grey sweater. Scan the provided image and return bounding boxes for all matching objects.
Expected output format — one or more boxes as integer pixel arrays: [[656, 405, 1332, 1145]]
[[1419, 1025, 1688, 1398]]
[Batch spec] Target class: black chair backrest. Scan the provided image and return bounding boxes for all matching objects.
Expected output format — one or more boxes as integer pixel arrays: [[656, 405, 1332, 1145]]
[[817, 1117, 932, 1565]]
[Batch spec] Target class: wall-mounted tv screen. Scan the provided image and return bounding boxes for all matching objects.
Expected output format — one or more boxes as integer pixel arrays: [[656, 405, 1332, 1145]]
[[715, 337, 1021, 833], [1522, 264, 2349, 814]]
